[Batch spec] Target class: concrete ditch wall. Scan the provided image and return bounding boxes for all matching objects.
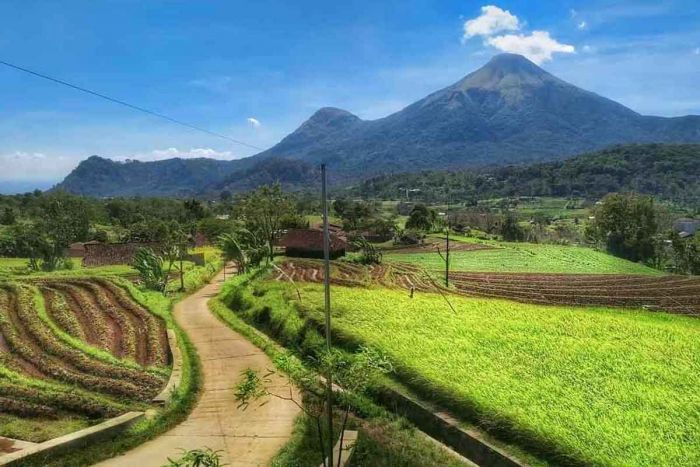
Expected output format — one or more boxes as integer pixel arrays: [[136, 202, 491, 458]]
[[375, 388, 525, 467], [153, 329, 182, 404], [0, 412, 144, 466]]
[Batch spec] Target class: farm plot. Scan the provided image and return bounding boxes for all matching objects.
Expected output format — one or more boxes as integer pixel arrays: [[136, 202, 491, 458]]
[[274, 259, 700, 315], [386, 241, 663, 275], [261, 281, 700, 466], [0, 278, 169, 440], [449, 272, 700, 315], [383, 237, 494, 254]]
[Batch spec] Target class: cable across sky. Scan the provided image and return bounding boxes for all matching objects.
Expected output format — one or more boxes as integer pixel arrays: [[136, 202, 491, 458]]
[[0, 58, 264, 151]]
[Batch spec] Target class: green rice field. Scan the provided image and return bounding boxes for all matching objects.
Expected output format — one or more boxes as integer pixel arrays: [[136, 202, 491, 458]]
[[256, 280, 700, 466], [387, 241, 662, 275]]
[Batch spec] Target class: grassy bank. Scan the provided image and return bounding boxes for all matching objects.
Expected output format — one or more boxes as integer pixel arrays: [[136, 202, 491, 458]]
[[226, 274, 700, 466], [387, 239, 662, 275], [210, 271, 470, 467], [17, 258, 222, 466]]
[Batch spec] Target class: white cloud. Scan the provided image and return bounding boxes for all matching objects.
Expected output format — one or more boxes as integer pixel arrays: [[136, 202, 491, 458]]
[[577, 20, 587, 30], [463, 5, 520, 39], [0, 151, 72, 182], [486, 31, 575, 64], [247, 117, 261, 128], [582, 44, 595, 53]]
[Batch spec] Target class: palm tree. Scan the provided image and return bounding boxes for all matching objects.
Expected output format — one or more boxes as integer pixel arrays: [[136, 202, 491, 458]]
[[218, 229, 267, 274]]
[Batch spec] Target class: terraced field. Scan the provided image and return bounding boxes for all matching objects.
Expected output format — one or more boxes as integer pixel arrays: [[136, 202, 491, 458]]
[[0, 278, 169, 435], [274, 259, 700, 315], [386, 240, 663, 275]]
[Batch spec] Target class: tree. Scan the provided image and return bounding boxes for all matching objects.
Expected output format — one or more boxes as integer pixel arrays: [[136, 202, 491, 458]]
[[28, 192, 91, 271], [588, 193, 659, 263], [235, 184, 294, 260], [352, 237, 383, 264], [0, 207, 16, 225], [183, 199, 206, 221], [218, 229, 266, 274], [668, 231, 700, 275], [132, 248, 171, 292], [235, 346, 392, 467], [501, 214, 525, 242], [405, 204, 437, 232]]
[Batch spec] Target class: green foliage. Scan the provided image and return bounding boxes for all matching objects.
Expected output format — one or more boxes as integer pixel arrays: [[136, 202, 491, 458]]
[[588, 193, 659, 263], [388, 237, 662, 274], [218, 230, 266, 273], [291, 283, 700, 467], [668, 231, 700, 275], [348, 144, 700, 206], [132, 247, 170, 292], [233, 368, 268, 409], [351, 237, 383, 265], [404, 204, 437, 232], [234, 184, 295, 259], [0, 207, 16, 225], [165, 448, 225, 467], [500, 214, 525, 241]]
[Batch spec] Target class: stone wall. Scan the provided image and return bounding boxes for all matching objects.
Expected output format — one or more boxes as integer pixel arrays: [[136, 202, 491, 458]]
[[83, 242, 163, 267]]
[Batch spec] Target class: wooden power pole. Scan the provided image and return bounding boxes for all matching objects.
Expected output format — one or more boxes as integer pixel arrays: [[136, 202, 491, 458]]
[[321, 163, 334, 466]]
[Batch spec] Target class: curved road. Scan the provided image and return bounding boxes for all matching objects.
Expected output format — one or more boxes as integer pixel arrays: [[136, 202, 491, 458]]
[[97, 267, 300, 466]]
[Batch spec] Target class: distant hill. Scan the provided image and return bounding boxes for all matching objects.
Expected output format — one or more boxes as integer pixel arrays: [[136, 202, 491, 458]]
[[57, 53, 700, 197], [347, 144, 700, 205], [254, 53, 700, 178], [56, 155, 238, 197]]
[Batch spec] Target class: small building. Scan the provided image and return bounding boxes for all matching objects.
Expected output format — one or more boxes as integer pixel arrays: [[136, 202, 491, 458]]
[[66, 240, 100, 258], [67, 242, 86, 258], [673, 218, 700, 238], [279, 228, 346, 259]]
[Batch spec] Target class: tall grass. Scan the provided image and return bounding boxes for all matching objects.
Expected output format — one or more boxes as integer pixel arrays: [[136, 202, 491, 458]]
[[388, 240, 662, 275], [289, 283, 700, 466]]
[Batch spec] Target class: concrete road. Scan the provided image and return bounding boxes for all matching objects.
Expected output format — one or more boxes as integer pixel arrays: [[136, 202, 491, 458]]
[[97, 267, 300, 466]]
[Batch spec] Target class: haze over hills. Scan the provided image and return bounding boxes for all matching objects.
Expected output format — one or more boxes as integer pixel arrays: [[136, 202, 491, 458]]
[[57, 53, 700, 197]]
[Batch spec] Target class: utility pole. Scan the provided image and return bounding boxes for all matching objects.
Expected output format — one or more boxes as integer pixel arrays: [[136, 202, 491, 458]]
[[445, 192, 450, 288], [321, 163, 334, 466]]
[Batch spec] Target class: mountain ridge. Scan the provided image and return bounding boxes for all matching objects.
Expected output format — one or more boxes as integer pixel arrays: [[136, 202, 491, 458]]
[[56, 53, 700, 197]]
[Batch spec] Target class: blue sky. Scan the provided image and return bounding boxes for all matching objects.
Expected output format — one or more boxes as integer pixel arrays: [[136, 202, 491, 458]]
[[1, 0, 699, 192]]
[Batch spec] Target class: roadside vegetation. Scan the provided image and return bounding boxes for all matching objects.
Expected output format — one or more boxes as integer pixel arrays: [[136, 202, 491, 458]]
[[223, 272, 700, 466], [210, 272, 471, 467], [387, 237, 662, 275]]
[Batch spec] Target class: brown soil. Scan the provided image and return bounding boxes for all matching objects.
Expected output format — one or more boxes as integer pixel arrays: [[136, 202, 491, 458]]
[[273, 260, 700, 316], [387, 238, 494, 255]]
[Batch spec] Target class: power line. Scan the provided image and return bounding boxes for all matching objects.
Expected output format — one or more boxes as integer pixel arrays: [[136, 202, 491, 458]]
[[0, 58, 264, 151]]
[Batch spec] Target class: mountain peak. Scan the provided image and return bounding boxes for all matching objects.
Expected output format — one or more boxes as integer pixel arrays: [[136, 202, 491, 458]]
[[308, 107, 359, 122], [298, 107, 361, 132], [453, 53, 558, 92]]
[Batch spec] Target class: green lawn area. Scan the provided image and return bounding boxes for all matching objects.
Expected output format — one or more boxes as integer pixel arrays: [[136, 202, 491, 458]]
[[387, 240, 662, 275], [0, 257, 136, 278], [283, 282, 700, 466]]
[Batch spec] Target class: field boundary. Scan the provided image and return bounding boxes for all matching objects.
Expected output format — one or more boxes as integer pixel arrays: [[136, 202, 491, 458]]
[[0, 412, 144, 466], [153, 329, 181, 404], [374, 386, 525, 467]]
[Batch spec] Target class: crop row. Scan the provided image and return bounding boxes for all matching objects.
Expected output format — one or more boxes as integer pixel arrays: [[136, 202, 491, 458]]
[[0, 396, 59, 419], [46, 282, 112, 352], [0, 284, 165, 401], [0, 380, 126, 419], [38, 279, 169, 367], [273, 260, 699, 316], [41, 287, 87, 340], [75, 280, 139, 361], [93, 279, 168, 367]]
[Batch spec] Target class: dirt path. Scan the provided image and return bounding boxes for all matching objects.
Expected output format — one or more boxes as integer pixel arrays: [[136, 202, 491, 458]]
[[97, 267, 301, 466]]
